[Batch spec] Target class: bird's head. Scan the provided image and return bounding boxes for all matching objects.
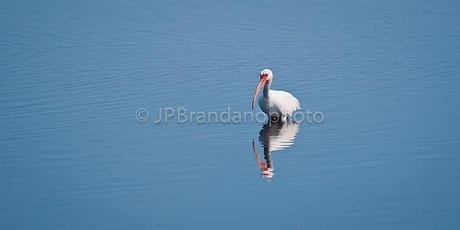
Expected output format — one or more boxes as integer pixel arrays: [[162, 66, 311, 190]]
[[252, 69, 273, 110], [259, 69, 273, 81]]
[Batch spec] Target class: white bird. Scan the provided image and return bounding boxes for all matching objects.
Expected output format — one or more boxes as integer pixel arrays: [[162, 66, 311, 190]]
[[252, 69, 300, 122]]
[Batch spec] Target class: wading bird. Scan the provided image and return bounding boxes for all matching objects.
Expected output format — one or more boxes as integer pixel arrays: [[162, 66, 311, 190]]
[[252, 69, 300, 122]]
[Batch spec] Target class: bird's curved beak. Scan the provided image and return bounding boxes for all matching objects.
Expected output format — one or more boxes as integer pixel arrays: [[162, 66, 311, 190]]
[[252, 77, 267, 110]]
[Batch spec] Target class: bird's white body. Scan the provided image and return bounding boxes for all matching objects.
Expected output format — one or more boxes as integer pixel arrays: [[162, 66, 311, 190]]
[[258, 90, 300, 122], [252, 69, 300, 122]]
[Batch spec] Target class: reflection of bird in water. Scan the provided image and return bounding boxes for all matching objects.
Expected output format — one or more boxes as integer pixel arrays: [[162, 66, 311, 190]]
[[252, 122, 300, 179]]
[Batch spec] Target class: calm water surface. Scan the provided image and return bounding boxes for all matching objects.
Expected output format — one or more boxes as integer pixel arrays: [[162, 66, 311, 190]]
[[1, 0, 460, 229]]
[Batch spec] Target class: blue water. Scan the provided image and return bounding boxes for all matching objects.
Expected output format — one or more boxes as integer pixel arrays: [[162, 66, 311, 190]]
[[1, 0, 460, 229]]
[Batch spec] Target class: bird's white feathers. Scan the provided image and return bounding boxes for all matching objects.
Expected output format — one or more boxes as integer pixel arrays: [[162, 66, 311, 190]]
[[258, 90, 300, 117]]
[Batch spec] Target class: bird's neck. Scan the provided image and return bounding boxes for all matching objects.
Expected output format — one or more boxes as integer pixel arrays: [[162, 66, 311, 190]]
[[263, 79, 271, 97]]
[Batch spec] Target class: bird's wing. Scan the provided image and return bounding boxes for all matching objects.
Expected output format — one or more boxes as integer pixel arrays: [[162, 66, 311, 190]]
[[269, 90, 301, 116]]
